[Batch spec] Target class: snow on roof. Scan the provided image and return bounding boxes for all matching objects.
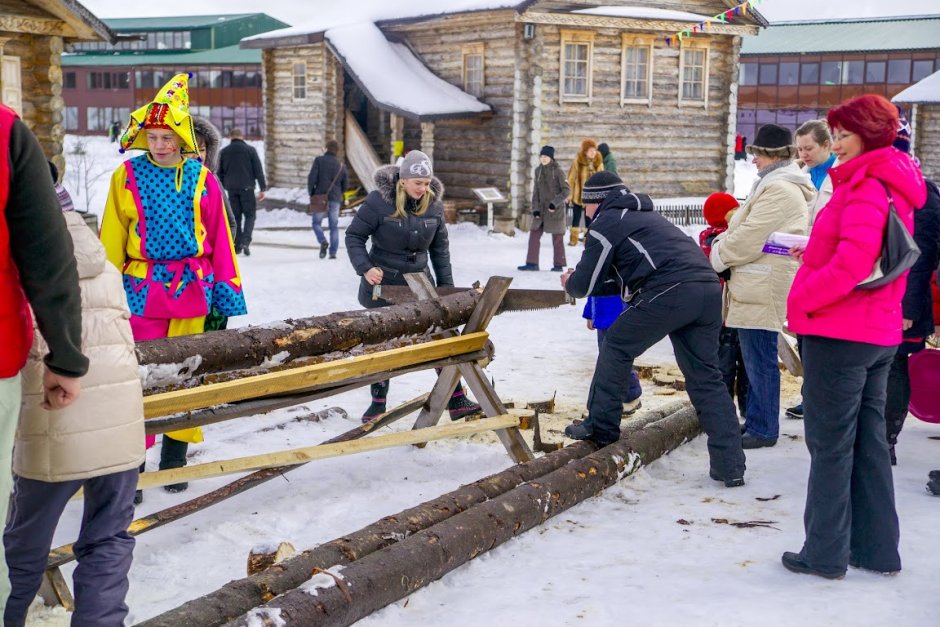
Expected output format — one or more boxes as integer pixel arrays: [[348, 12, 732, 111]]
[[325, 23, 491, 120], [244, 0, 527, 42], [892, 69, 940, 105], [572, 6, 711, 23]]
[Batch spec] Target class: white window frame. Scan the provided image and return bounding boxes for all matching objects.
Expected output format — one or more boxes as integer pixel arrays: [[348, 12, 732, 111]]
[[292, 61, 307, 101], [462, 43, 485, 98], [620, 34, 654, 106], [0, 55, 23, 116], [678, 41, 709, 108], [559, 30, 594, 105]]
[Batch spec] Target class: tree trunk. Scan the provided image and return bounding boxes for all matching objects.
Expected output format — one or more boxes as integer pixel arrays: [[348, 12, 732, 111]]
[[220, 405, 701, 627], [137, 402, 693, 627], [136, 291, 482, 390]]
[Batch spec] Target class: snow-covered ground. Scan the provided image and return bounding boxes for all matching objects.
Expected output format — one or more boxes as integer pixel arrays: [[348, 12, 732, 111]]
[[28, 137, 938, 626]]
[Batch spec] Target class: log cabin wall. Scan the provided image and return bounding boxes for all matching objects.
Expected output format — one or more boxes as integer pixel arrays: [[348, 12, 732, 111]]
[[386, 12, 518, 207], [262, 43, 344, 189], [915, 105, 940, 182]]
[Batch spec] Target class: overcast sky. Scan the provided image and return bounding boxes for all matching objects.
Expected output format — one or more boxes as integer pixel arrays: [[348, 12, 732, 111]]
[[79, 0, 938, 27]]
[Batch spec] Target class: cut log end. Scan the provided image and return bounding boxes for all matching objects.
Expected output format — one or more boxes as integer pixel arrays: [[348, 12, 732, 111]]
[[247, 542, 296, 576]]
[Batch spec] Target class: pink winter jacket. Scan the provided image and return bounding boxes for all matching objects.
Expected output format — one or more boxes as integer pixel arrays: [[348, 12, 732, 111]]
[[787, 146, 927, 346]]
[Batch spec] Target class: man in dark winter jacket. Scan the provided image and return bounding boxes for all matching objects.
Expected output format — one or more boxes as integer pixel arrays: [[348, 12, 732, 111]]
[[598, 142, 618, 176], [308, 139, 348, 259], [0, 103, 88, 609], [561, 171, 746, 487], [218, 128, 266, 256]]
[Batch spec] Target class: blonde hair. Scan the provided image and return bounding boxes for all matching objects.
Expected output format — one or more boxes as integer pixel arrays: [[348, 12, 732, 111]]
[[796, 119, 832, 147], [394, 179, 434, 218]]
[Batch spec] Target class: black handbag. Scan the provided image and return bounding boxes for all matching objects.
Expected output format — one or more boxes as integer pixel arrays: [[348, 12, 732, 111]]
[[856, 182, 921, 290]]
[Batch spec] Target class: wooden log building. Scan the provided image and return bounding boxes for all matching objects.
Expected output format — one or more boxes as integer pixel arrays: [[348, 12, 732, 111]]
[[0, 0, 114, 174], [242, 1, 765, 218]]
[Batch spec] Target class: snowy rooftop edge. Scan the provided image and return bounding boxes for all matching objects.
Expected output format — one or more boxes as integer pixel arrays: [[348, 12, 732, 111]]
[[572, 7, 711, 23], [325, 23, 490, 119], [892, 69, 940, 104], [242, 1, 526, 42]]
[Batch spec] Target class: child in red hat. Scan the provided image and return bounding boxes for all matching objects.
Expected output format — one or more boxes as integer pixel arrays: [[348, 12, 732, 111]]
[[699, 192, 748, 419]]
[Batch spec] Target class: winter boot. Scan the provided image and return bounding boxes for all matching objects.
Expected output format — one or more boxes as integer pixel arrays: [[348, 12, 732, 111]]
[[785, 403, 804, 419], [319, 241, 329, 259], [517, 263, 539, 271], [568, 227, 580, 247], [551, 265, 564, 272], [159, 435, 190, 493], [928, 472, 940, 496], [362, 380, 389, 423], [447, 386, 483, 421]]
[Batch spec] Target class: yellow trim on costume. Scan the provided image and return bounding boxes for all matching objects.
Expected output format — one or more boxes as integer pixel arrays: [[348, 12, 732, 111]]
[[193, 167, 208, 258]]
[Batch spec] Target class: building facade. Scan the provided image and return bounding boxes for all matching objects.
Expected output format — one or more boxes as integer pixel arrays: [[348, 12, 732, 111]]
[[245, 0, 764, 213], [62, 13, 287, 138], [737, 15, 940, 143], [0, 0, 114, 173]]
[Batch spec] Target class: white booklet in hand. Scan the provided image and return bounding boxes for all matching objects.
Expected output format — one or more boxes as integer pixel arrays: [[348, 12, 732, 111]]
[[762, 232, 809, 256]]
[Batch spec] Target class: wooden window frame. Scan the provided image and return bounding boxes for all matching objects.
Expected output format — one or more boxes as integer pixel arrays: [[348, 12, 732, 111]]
[[462, 43, 485, 98], [678, 41, 709, 108], [292, 61, 307, 101], [0, 54, 23, 116], [620, 34, 654, 106], [560, 30, 594, 105]]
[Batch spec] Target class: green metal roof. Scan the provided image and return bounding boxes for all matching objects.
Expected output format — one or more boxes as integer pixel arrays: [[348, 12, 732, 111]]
[[61, 44, 261, 66], [742, 15, 940, 55], [103, 14, 258, 31]]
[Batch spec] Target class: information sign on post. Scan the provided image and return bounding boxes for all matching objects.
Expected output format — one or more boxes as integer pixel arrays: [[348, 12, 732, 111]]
[[471, 187, 508, 232]]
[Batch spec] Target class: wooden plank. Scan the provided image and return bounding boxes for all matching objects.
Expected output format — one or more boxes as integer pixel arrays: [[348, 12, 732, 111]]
[[134, 415, 520, 491], [37, 566, 73, 612], [144, 332, 488, 418], [458, 361, 534, 463]]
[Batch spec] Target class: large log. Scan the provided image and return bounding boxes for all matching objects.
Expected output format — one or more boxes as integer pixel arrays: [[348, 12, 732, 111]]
[[136, 403, 690, 627], [221, 405, 701, 626], [135, 291, 482, 390]]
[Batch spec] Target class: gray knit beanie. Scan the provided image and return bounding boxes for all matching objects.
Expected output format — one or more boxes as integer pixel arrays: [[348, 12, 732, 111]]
[[399, 150, 433, 179]]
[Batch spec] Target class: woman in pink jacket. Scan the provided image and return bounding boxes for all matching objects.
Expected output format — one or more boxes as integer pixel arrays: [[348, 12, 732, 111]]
[[782, 95, 927, 580]]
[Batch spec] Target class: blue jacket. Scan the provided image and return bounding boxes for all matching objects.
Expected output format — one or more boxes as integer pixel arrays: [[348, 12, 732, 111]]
[[807, 154, 836, 191], [582, 295, 627, 329]]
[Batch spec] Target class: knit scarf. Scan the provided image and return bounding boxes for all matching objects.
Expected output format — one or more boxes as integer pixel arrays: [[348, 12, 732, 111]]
[[758, 159, 792, 179]]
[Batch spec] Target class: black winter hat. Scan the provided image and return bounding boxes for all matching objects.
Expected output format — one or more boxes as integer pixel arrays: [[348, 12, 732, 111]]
[[539, 145, 555, 159], [746, 124, 795, 158], [581, 170, 626, 204], [597, 142, 610, 157]]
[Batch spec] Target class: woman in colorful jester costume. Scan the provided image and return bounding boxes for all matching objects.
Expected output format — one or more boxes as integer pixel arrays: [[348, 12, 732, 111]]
[[100, 73, 246, 496]]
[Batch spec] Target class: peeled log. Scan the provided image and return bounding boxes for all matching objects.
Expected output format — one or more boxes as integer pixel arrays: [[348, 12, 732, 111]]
[[136, 291, 482, 389], [139, 403, 694, 627], [222, 405, 701, 627]]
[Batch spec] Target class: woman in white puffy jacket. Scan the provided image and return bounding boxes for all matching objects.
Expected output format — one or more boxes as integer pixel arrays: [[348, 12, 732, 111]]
[[3, 190, 144, 626]]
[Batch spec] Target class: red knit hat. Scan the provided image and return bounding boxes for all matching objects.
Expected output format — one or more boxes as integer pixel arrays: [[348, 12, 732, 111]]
[[703, 192, 739, 228]]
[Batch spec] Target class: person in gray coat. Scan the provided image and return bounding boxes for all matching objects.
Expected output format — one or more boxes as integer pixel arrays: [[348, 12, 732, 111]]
[[518, 146, 570, 271]]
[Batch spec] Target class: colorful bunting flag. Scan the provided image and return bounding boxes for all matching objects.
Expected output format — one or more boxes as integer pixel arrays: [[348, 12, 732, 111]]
[[663, 1, 763, 45]]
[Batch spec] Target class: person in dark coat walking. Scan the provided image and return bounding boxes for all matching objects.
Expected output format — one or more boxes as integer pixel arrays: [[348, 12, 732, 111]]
[[598, 142, 618, 176], [518, 145, 569, 271], [218, 127, 266, 256], [560, 171, 746, 487], [308, 139, 348, 259], [345, 151, 482, 423], [884, 119, 940, 465]]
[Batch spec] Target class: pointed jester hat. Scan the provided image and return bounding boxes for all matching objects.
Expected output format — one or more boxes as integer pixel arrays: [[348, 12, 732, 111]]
[[120, 73, 198, 154]]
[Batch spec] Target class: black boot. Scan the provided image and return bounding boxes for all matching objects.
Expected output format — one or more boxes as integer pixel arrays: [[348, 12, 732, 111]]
[[160, 435, 189, 493], [362, 380, 389, 423], [447, 385, 483, 421], [319, 241, 329, 259]]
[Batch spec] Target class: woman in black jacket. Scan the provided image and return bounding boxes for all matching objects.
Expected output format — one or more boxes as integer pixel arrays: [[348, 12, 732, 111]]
[[345, 151, 481, 422]]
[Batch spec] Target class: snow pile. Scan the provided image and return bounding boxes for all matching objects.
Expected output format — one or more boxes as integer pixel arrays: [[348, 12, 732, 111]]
[[326, 23, 490, 117], [244, 607, 286, 627], [300, 565, 347, 596], [138, 354, 203, 389]]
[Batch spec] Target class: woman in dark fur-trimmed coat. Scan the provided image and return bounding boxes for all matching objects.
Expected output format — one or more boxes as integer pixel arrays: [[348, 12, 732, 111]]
[[345, 151, 480, 422]]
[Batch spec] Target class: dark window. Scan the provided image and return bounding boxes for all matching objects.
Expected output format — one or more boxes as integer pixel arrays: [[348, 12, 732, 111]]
[[866, 61, 886, 83], [913, 60, 934, 83], [758, 63, 777, 85], [220, 70, 233, 88], [102, 72, 112, 89], [801, 62, 819, 84], [136, 70, 153, 89], [64, 107, 79, 131], [232, 70, 246, 87], [887, 59, 910, 83], [245, 71, 262, 87], [779, 62, 799, 86], [116, 72, 129, 89], [820, 61, 841, 85], [843, 61, 864, 85], [63, 72, 76, 89], [740, 62, 758, 85]]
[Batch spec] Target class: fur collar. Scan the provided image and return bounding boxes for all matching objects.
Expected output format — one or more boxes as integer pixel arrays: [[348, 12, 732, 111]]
[[191, 115, 221, 171], [373, 164, 445, 206]]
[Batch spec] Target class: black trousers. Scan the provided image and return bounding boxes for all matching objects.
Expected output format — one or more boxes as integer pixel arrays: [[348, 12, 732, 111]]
[[584, 281, 745, 478], [228, 188, 257, 248], [800, 335, 900, 573], [570, 203, 592, 230]]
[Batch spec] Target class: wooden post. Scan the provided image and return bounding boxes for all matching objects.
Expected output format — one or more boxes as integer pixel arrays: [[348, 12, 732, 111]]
[[420, 120, 435, 163], [389, 113, 404, 164]]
